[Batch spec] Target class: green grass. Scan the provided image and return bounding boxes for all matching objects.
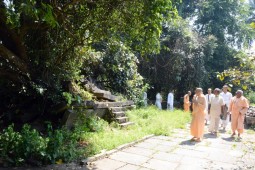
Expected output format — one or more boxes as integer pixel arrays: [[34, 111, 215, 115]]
[[80, 106, 191, 157]]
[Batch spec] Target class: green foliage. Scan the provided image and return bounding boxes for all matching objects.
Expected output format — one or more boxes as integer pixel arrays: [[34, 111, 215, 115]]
[[218, 51, 255, 91], [81, 107, 191, 156], [139, 18, 217, 97], [0, 125, 48, 166], [80, 41, 148, 103], [1, 0, 177, 124], [45, 125, 80, 163], [247, 91, 255, 104], [0, 125, 23, 166], [75, 113, 108, 133], [0, 124, 80, 167]]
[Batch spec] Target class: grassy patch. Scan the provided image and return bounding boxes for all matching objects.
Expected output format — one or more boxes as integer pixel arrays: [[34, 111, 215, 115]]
[[81, 106, 191, 157]]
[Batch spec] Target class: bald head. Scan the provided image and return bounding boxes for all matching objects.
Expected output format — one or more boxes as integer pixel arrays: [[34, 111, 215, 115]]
[[236, 90, 243, 98], [195, 88, 203, 95], [214, 88, 221, 96]]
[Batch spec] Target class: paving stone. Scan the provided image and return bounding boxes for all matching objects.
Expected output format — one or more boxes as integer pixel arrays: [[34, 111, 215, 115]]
[[142, 158, 179, 170], [143, 138, 166, 144], [172, 148, 209, 159], [117, 164, 140, 170], [209, 161, 240, 170], [179, 156, 209, 167], [152, 135, 172, 141], [153, 144, 176, 152], [207, 152, 237, 164], [87, 124, 255, 170], [137, 168, 151, 170], [122, 146, 156, 157], [152, 152, 182, 162], [88, 158, 126, 170], [109, 151, 150, 165], [158, 140, 180, 147], [134, 141, 158, 149], [175, 164, 207, 170], [227, 149, 245, 158]]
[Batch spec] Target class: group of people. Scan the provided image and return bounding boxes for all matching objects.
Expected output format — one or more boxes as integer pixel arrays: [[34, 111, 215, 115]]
[[155, 91, 174, 111], [151, 86, 249, 142], [186, 85, 249, 142]]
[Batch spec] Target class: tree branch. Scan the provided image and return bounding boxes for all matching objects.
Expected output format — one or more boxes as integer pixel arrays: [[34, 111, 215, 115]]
[[0, 44, 28, 74]]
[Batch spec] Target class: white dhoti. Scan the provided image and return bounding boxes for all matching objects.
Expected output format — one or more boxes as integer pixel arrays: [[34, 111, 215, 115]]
[[155, 101, 162, 110], [221, 115, 230, 128], [209, 113, 220, 132]]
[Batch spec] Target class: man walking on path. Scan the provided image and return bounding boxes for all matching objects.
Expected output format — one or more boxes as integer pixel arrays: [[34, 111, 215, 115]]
[[208, 88, 224, 135], [167, 90, 174, 111], [184, 91, 191, 112], [190, 88, 206, 142], [205, 88, 214, 125], [220, 85, 232, 131], [229, 90, 249, 138]]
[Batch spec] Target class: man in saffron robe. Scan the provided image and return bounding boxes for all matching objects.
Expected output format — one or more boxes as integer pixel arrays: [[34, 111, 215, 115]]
[[229, 90, 249, 138], [190, 88, 206, 142], [184, 91, 191, 112]]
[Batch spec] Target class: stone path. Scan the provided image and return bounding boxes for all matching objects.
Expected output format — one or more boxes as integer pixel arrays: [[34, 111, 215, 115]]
[[87, 124, 255, 170]]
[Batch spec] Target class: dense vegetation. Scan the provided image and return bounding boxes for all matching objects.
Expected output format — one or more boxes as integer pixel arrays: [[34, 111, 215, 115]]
[[1, 0, 255, 167], [0, 107, 190, 166]]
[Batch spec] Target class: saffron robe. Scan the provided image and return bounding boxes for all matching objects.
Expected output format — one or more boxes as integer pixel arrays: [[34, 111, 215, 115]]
[[190, 94, 206, 138], [229, 96, 249, 134], [183, 94, 190, 112]]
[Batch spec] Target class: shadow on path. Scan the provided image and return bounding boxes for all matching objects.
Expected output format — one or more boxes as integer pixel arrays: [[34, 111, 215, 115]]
[[221, 136, 242, 142], [179, 139, 197, 146], [203, 133, 217, 139]]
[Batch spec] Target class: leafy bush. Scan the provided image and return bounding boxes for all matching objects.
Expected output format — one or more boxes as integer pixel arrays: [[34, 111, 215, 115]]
[[46, 125, 80, 163], [75, 111, 108, 133], [0, 124, 81, 167], [80, 41, 148, 103], [0, 125, 23, 166], [247, 91, 255, 104]]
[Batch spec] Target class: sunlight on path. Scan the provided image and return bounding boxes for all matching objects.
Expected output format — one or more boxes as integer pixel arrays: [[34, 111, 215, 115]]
[[88, 124, 255, 170]]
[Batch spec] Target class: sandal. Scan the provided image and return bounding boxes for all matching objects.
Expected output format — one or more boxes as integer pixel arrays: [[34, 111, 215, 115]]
[[231, 133, 236, 137], [191, 137, 196, 141]]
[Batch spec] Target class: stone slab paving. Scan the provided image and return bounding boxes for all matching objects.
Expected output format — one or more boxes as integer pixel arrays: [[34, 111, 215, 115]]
[[88, 124, 255, 170]]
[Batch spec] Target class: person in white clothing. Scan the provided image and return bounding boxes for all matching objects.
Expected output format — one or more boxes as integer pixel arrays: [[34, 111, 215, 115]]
[[155, 92, 162, 110], [205, 88, 214, 125], [167, 91, 174, 111], [209, 88, 225, 135], [143, 92, 148, 107], [220, 85, 233, 131]]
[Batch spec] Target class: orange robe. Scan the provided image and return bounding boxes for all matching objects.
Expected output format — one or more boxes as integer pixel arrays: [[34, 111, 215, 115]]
[[229, 96, 249, 134], [183, 94, 190, 112], [190, 94, 206, 138]]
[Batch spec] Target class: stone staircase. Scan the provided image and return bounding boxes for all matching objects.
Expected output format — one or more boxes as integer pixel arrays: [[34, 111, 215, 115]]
[[83, 100, 135, 128], [108, 106, 134, 128]]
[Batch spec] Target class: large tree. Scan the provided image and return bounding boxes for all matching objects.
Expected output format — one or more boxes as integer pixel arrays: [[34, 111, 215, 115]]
[[0, 0, 178, 125]]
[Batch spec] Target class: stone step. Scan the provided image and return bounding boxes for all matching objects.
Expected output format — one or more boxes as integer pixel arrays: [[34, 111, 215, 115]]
[[115, 117, 129, 124], [93, 92, 117, 101], [112, 111, 126, 118], [119, 122, 134, 128], [84, 101, 134, 109], [109, 107, 125, 112], [125, 105, 136, 110]]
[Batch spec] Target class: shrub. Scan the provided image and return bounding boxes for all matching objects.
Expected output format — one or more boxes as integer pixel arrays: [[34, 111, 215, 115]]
[[0, 124, 81, 167], [0, 125, 23, 166], [46, 125, 80, 163], [247, 91, 255, 104]]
